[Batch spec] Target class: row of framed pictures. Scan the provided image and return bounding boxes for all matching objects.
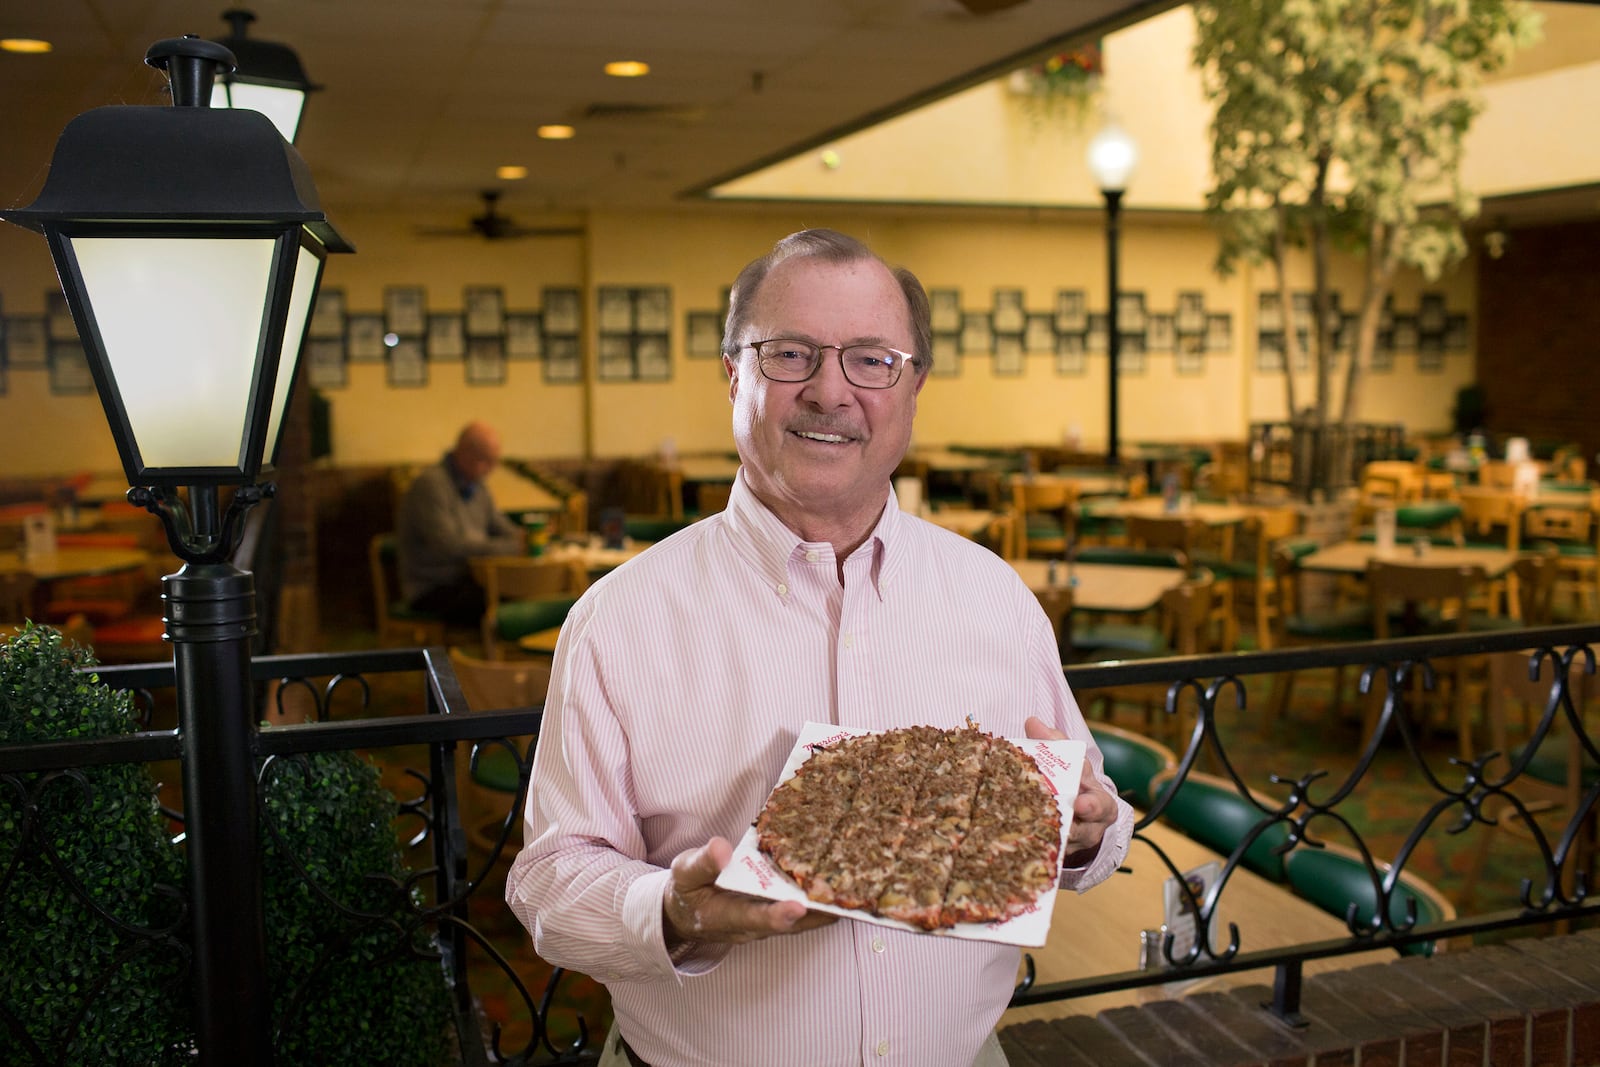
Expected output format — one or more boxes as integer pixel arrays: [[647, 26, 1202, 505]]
[[1253, 291, 1469, 375]]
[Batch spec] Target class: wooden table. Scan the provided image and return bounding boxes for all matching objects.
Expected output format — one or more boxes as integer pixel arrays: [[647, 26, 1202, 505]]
[[1017, 472, 1128, 499], [674, 454, 742, 485], [911, 448, 1004, 474], [1083, 496, 1253, 527], [1002, 821, 1390, 1023], [0, 546, 151, 581], [1298, 541, 1517, 578], [485, 466, 565, 515], [924, 508, 995, 539], [1012, 560, 1186, 615]]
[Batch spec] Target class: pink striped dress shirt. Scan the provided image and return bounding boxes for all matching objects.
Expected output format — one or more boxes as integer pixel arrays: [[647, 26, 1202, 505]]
[[506, 474, 1134, 1067]]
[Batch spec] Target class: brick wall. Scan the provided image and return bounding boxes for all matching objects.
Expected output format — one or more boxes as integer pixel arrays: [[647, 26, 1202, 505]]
[[1000, 928, 1600, 1066]]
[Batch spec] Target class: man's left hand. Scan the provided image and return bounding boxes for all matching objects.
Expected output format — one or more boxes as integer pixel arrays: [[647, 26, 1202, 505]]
[[1025, 715, 1117, 868]]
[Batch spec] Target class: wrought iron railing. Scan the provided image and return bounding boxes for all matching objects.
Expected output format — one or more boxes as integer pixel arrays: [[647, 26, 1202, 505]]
[[2, 624, 1597, 1063]]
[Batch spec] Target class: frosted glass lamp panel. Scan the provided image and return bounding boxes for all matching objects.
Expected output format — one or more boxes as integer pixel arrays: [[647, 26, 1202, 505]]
[[262, 242, 322, 462], [212, 80, 304, 142], [70, 235, 274, 469]]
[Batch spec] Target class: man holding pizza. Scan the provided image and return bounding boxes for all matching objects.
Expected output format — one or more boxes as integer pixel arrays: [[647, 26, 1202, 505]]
[[506, 228, 1133, 1066]]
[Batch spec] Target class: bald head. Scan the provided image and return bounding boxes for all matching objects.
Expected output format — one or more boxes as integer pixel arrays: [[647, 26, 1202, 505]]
[[451, 421, 502, 483]]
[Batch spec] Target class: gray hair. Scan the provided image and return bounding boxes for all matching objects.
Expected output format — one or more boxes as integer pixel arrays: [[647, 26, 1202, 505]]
[[720, 228, 933, 375]]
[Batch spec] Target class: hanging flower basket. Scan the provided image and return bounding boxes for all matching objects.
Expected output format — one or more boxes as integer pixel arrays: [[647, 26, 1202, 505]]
[[1008, 41, 1104, 126]]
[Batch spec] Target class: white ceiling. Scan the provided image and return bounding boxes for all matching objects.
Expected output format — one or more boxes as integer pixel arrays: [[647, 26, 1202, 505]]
[[0, 0, 1172, 231]]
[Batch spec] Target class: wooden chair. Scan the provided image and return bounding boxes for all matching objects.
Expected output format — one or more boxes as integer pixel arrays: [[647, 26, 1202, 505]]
[[1521, 493, 1600, 620], [1, 571, 39, 624], [1476, 461, 1518, 491], [1282, 841, 1456, 956], [1009, 476, 1077, 560], [1226, 505, 1302, 650], [446, 648, 551, 863], [480, 556, 588, 660], [975, 512, 1017, 560], [368, 532, 447, 648], [1264, 544, 1376, 728], [1033, 582, 1073, 665], [613, 458, 684, 522], [1127, 514, 1236, 651], [1367, 559, 1488, 760], [1460, 649, 1597, 909], [1458, 486, 1523, 613], [694, 481, 732, 517]]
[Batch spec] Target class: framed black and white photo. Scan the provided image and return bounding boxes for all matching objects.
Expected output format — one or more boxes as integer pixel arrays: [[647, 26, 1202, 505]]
[[1054, 331, 1086, 376], [597, 334, 635, 382], [1146, 313, 1175, 353], [598, 288, 634, 333], [1370, 336, 1395, 373], [1024, 312, 1055, 353], [1258, 291, 1284, 333], [1445, 314, 1470, 351], [1176, 291, 1206, 335], [544, 335, 581, 383], [1390, 314, 1419, 352], [46, 290, 77, 341], [47, 338, 94, 394], [1418, 292, 1447, 335], [386, 337, 427, 387], [992, 289, 1025, 335], [929, 289, 961, 334], [1417, 333, 1444, 371], [506, 312, 543, 360], [930, 334, 961, 378], [307, 337, 347, 388], [465, 335, 507, 384], [427, 313, 466, 361], [1117, 333, 1146, 375], [993, 332, 1025, 376], [1054, 289, 1086, 333], [634, 288, 671, 333], [309, 287, 345, 340], [959, 311, 992, 354], [464, 286, 506, 337], [1117, 291, 1146, 333], [1205, 312, 1233, 353], [685, 311, 723, 359], [384, 286, 426, 336], [1175, 338, 1206, 376], [636, 335, 672, 381], [1255, 332, 1286, 373], [1086, 313, 1108, 353], [5, 315, 46, 367], [346, 313, 386, 362], [543, 287, 582, 335]]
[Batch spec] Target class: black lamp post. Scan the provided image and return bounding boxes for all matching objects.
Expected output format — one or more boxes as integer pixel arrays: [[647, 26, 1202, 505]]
[[1, 35, 350, 1066], [1086, 120, 1138, 467], [210, 9, 319, 143]]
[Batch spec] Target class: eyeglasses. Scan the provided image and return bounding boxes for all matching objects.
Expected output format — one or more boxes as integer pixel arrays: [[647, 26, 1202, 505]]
[[744, 338, 920, 390]]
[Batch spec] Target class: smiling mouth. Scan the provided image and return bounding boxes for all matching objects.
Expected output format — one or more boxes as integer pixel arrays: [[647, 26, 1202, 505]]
[[793, 430, 853, 444]]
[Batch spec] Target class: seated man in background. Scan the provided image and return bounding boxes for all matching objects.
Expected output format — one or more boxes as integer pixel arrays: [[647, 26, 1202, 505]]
[[397, 421, 524, 627]]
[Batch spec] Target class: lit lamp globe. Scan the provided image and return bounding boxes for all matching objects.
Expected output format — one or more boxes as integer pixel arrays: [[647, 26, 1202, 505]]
[[0, 35, 350, 559], [1086, 120, 1139, 193], [209, 8, 319, 144]]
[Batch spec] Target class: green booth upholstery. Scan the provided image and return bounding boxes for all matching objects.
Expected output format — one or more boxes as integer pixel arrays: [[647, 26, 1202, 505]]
[[493, 596, 581, 642], [1282, 844, 1455, 956], [1088, 724, 1177, 810], [1150, 770, 1292, 882]]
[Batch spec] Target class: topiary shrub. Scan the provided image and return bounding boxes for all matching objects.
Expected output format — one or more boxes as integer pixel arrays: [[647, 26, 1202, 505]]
[[0, 623, 192, 1065], [259, 744, 454, 1066], [2, 624, 454, 1066]]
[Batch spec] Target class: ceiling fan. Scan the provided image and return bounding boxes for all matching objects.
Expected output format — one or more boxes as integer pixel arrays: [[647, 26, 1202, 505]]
[[416, 191, 583, 240]]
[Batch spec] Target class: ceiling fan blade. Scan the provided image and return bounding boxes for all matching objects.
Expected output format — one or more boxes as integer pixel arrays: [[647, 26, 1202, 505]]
[[954, 0, 1029, 12]]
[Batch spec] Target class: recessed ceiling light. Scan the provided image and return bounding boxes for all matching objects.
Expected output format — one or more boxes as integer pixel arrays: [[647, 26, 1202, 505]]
[[0, 38, 52, 54], [604, 60, 649, 78], [497, 165, 528, 180], [537, 125, 575, 140]]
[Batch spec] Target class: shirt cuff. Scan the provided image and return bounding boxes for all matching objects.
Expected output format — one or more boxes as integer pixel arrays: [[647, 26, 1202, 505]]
[[1058, 794, 1135, 893], [622, 866, 731, 980]]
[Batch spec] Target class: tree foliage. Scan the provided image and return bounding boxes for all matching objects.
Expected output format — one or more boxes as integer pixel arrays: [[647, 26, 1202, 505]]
[[1192, 0, 1540, 437]]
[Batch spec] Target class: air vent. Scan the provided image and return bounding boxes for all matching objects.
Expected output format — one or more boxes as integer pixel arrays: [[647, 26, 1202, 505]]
[[581, 101, 705, 123]]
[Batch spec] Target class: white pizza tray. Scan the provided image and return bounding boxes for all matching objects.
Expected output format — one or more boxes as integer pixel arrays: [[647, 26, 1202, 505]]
[[716, 720, 1085, 948]]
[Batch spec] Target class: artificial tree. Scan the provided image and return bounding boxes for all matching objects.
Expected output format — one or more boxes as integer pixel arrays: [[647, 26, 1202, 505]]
[[1191, 0, 1541, 493]]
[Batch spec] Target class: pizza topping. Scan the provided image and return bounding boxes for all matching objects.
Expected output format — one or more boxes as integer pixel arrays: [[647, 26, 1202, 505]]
[[755, 724, 1061, 931]]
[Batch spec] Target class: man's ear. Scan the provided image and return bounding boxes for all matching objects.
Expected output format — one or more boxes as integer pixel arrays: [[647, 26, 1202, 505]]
[[723, 354, 739, 402]]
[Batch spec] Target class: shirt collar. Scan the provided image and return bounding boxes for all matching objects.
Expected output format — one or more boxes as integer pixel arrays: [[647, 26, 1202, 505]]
[[721, 469, 912, 598]]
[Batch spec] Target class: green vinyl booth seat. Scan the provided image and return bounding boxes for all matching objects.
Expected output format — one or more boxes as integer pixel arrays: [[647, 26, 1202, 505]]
[[494, 596, 581, 642], [1282, 846, 1454, 957], [1089, 725, 1177, 810], [1151, 771, 1291, 882]]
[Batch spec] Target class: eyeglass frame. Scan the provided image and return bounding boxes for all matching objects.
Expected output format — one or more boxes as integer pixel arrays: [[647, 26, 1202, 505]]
[[740, 338, 922, 390]]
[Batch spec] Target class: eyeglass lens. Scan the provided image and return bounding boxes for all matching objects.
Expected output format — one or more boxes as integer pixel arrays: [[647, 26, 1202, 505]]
[[753, 340, 908, 388]]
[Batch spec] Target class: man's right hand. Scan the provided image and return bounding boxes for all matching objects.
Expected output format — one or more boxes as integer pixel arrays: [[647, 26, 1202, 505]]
[[663, 837, 837, 950]]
